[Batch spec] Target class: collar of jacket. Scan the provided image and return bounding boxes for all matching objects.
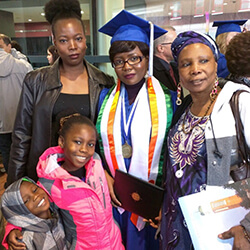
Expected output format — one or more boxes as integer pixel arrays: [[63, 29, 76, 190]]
[[153, 55, 171, 71]]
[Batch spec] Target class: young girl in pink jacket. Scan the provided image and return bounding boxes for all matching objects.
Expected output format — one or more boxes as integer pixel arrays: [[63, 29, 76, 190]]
[[5, 114, 124, 250]]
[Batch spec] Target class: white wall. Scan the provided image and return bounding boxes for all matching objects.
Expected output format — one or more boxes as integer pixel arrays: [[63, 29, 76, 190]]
[[97, 0, 125, 80]]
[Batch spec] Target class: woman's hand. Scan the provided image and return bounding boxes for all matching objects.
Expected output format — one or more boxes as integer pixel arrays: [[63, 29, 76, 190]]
[[218, 225, 250, 250], [143, 210, 162, 229], [104, 170, 122, 207], [7, 229, 26, 250]]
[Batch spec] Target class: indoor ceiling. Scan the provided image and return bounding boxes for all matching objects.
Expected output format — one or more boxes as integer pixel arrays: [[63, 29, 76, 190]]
[[0, 0, 249, 23], [0, 1, 90, 23]]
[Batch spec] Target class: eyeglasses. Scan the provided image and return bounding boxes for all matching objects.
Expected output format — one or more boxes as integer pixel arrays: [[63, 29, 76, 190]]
[[161, 42, 172, 46], [112, 56, 145, 69]]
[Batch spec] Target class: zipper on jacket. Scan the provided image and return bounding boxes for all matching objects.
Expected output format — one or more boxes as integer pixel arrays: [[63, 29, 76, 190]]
[[99, 177, 106, 209], [50, 227, 61, 250], [92, 181, 96, 190], [87, 179, 91, 186], [86, 178, 96, 190]]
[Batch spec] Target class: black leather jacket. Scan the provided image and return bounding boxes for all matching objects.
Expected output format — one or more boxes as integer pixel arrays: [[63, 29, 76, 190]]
[[7, 58, 114, 185]]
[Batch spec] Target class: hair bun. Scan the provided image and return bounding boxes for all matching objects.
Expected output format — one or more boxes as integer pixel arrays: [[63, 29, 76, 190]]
[[44, 0, 81, 24]]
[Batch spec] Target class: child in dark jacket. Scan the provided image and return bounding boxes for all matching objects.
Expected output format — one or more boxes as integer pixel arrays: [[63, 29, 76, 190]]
[[1, 177, 67, 250]]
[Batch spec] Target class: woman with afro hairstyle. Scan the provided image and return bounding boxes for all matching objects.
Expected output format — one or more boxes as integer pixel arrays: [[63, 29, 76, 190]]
[[6, 0, 115, 187]]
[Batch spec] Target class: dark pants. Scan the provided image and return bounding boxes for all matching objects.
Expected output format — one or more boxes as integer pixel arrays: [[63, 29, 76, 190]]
[[0, 133, 12, 172]]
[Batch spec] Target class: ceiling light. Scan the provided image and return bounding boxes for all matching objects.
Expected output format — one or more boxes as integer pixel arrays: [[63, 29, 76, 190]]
[[238, 9, 250, 12], [194, 14, 204, 18], [170, 17, 182, 20], [211, 12, 223, 15]]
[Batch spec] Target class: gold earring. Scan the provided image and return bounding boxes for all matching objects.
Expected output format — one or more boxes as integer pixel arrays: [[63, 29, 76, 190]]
[[210, 76, 219, 100], [176, 83, 182, 105]]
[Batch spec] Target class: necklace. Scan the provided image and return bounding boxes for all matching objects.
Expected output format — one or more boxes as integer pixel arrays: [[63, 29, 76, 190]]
[[182, 96, 216, 134], [176, 94, 218, 178]]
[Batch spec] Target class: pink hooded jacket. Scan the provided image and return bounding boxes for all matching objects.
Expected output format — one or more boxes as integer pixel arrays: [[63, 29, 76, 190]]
[[36, 146, 124, 250]]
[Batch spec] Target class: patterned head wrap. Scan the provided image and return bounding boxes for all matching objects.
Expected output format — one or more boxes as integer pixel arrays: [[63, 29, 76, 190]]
[[171, 31, 219, 63]]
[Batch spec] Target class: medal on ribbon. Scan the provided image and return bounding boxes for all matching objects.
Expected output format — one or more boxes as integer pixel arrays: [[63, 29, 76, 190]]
[[122, 141, 133, 158], [121, 89, 139, 159]]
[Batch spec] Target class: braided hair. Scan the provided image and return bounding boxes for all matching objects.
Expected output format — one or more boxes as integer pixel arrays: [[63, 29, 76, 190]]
[[59, 113, 98, 139]]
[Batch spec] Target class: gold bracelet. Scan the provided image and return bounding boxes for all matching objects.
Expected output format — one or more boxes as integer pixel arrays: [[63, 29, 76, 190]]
[[242, 226, 250, 244]]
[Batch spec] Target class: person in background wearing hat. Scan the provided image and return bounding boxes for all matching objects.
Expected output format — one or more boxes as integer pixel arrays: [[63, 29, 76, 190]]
[[225, 31, 250, 87], [213, 20, 247, 78], [160, 30, 250, 249], [97, 10, 175, 250]]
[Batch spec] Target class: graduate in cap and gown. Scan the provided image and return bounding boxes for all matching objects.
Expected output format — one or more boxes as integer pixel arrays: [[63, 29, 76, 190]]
[[97, 9, 175, 250], [213, 20, 247, 78]]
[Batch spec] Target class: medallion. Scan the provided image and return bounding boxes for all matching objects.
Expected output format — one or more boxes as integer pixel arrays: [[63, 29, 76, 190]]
[[122, 141, 132, 158], [175, 169, 183, 178]]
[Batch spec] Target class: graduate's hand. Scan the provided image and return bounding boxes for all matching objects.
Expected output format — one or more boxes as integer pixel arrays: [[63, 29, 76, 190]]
[[8, 229, 26, 250], [104, 170, 122, 207], [218, 225, 250, 250], [143, 210, 162, 229]]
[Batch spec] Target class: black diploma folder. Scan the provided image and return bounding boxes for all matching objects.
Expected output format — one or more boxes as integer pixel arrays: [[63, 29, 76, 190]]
[[114, 169, 164, 220]]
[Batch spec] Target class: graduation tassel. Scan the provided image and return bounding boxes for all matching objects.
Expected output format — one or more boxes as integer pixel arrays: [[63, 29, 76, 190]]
[[148, 21, 154, 77]]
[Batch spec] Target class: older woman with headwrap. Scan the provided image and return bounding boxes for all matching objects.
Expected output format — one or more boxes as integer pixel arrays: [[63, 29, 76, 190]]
[[160, 31, 250, 250]]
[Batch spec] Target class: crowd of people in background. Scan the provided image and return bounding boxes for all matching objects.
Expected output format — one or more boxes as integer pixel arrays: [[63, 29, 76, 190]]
[[0, 0, 250, 249]]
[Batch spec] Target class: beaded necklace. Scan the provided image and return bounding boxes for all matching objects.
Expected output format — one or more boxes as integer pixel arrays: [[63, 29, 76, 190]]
[[182, 95, 216, 134], [175, 94, 218, 178]]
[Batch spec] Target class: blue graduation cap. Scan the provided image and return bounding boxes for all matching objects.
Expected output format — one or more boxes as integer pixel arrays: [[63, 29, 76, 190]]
[[98, 9, 167, 46], [213, 20, 247, 37], [98, 9, 167, 77]]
